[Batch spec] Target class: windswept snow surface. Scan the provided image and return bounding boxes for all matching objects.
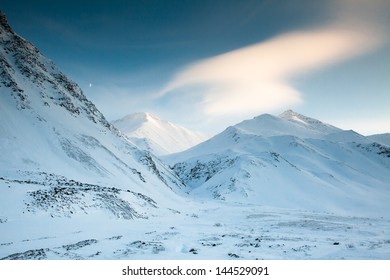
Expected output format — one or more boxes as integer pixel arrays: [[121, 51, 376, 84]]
[[1, 13, 389, 260], [1, 199, 389, 260], [112, 112, 208, 156]]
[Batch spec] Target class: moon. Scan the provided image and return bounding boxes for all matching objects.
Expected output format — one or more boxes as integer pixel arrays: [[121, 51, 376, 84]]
[[89, 83, 92, 88]]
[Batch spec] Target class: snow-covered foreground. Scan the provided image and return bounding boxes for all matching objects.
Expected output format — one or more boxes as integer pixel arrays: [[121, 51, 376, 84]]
[[1, 188, 389, 260]]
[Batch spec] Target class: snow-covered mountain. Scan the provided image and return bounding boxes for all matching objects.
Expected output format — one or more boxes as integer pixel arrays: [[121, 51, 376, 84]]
[[0, 12, 186, 223], [1, 12, 390, 260], [112, 112, 208, 155], [167, 110, 390, 216], [231, 109, 342, 139]]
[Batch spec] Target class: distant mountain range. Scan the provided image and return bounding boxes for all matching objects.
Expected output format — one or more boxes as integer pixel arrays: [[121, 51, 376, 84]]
[[165, 109, 390, 216], [112, 112, 208, 156]]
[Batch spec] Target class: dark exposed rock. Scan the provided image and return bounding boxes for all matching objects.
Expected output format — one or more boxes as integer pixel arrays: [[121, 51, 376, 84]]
[[1, 248, 48, 260], [63, 239, 98, 251]]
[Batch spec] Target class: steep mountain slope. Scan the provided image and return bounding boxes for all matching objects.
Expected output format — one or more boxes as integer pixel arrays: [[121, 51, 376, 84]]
[[112, 112, 208, 155], [0, 12, 186, 223], [167, 111, 390, 216]]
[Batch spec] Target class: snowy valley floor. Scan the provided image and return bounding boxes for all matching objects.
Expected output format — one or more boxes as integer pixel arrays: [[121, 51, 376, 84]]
[[1, 199, 389, 260]]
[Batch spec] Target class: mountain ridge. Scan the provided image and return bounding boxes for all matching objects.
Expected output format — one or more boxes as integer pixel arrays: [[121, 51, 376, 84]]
[[167, 110, 390, 216]]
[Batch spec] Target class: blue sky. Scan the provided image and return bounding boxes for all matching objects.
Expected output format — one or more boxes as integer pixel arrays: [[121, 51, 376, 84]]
[[2, 0, 390, 135]]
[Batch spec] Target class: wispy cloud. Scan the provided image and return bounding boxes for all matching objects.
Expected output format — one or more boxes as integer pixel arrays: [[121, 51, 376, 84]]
[[159, 25, 383, 123]]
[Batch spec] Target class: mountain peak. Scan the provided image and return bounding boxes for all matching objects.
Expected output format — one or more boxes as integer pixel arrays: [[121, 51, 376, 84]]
[[279, 109, 306, 122], [119, 112, 161, 124], [135, 112, 159, 121], [0, 11, 13, 34], [112, 113, 208, 155], [279, 110, 341, 134], [233, 110, 342, 139], [279, 109, 315, 126]]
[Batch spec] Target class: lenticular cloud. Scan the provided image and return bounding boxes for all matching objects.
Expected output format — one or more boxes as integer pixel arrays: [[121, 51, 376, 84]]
[[160, 25, 382, 118]]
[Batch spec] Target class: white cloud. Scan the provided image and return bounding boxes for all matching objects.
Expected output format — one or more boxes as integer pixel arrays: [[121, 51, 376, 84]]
[[159, 25, 383, 123]]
